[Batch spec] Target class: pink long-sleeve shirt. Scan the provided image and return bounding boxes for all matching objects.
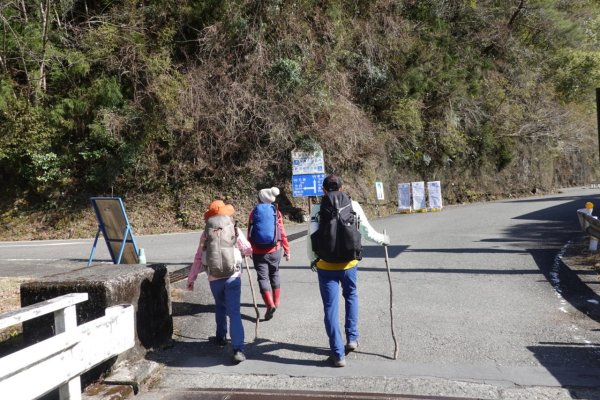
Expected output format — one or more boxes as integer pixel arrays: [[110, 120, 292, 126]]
[[187, 227, 253, 285]]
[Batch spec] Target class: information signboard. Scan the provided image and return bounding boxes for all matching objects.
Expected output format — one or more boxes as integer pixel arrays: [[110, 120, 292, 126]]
[[292, 173, 325, 197], [397, 183, 411, 212], [88, 197, 140, 266], [411, 181, 427, 211], [292, 150, 325, 175], [375, 181, 385, 200], [427, 181, 443, 210]]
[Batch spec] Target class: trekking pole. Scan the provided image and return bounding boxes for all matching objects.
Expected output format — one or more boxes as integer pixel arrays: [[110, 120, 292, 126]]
[[244, 256, 260, 340], [383, 229, 399, 360]]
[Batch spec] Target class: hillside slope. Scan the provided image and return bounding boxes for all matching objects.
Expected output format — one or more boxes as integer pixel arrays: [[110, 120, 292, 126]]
[[1, 1, 599, 239]]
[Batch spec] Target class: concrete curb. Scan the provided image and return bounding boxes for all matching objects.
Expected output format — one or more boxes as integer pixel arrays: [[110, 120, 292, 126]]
[[83, 359, 162, 399], [557, 237, 600, 321]]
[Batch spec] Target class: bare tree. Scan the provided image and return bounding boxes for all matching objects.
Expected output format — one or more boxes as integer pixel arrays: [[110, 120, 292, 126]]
[[0, 8, 31, 93]]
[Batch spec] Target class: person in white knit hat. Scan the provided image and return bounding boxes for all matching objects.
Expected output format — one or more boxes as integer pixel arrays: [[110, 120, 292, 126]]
[[258, 187, 278, 203], [247, 187, 290, 320]]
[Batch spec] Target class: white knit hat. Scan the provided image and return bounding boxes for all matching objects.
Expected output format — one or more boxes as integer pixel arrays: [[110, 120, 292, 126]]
[[258, 187, 280, 203]]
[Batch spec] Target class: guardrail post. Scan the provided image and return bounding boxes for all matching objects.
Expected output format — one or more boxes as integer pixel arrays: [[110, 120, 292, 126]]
[[55, 304, 81, 400], [577, 206, 600, 252]]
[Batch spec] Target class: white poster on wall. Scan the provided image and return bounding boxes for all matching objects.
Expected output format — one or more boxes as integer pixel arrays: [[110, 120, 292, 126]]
[[397, 183, 411, 212], [375, 181, 385, 200], [411, 181, 426, 211], [427, 181, 443, 210]]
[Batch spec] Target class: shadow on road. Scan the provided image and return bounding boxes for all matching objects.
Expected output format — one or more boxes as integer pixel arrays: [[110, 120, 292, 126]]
[[145, 337, 334, 368], [526, 343, 600, 396], [501, 197, 600, 395], [172, 301, 214, 317]]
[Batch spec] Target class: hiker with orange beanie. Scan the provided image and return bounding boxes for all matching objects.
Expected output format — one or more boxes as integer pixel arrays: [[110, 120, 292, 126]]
[[187, 200, 252, 364], [247, 187, 290, 320]]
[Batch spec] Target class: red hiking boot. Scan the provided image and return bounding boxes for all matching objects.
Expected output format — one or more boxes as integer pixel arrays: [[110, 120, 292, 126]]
[[261, 291, 276, 320], [273, 287, 281, 308]]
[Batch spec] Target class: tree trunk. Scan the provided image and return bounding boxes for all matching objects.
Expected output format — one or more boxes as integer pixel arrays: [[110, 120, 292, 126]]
[[37, 0, 50, 95]]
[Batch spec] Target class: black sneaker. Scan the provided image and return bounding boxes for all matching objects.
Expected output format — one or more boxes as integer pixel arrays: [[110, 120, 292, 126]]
[[264, 306, 276, 321], [214, 336, 228, 347], [232, 350, 246, 363]]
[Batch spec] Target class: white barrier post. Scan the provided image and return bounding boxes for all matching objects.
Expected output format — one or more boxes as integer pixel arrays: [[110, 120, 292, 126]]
[[584, 202, 597, 252], [577, 202, 598, 252], [55, 304, 81, 400]]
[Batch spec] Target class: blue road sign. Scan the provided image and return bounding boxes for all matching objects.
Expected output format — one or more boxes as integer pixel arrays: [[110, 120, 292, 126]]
[[292, 173, 325, 197]]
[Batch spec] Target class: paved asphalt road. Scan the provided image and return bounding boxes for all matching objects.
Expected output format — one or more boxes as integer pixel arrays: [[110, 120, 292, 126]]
[[2, 187, 600, 399]]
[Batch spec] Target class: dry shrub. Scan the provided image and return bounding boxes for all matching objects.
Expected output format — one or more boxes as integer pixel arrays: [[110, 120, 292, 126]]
[[175, 52, 301, 181], [313, 95, 383, 173]]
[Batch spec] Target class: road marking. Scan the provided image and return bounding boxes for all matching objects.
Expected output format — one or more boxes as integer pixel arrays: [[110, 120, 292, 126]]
[[0, 242, 84, 248]]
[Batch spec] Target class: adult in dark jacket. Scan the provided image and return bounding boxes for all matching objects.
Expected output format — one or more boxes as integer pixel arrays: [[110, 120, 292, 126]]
[[307, 175, 389, 367]]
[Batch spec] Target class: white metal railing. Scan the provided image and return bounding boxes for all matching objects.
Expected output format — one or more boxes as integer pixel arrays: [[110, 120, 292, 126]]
[[0, 293, 134, 400], [577, 209, 600, 251]]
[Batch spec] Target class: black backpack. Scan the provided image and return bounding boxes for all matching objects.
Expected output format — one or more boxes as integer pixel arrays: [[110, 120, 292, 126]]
[[311, 191, 362, 263]]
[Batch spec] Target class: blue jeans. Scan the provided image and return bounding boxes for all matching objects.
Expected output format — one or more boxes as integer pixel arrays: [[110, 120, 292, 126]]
[[317, 266, 358, 359], [209, 275, 244, 351]]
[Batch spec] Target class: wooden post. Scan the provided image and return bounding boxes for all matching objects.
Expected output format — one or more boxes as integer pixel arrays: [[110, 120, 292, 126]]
[[383, 229, 398, 360], [244, 257, 260, 340]]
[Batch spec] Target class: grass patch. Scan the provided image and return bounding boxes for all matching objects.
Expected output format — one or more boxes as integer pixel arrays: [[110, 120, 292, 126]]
[[0, 278, 28, 343]]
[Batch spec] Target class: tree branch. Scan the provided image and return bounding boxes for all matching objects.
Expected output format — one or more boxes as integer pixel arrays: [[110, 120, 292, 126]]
[[507, 0, 526, 28], [0, 11, 30, 92]]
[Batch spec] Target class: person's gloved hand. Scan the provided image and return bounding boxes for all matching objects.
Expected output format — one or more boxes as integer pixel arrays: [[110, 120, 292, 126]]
[[382, 233, 390, 246], [284, 253, 290, 262]]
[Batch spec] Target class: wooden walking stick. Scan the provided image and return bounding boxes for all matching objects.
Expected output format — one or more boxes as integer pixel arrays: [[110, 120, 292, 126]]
[[244, 256, 260, 340], [383, 229, 399, 359]]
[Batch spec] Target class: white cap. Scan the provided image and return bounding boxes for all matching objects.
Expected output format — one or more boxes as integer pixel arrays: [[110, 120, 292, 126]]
[[258, 187, 280, 203]]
